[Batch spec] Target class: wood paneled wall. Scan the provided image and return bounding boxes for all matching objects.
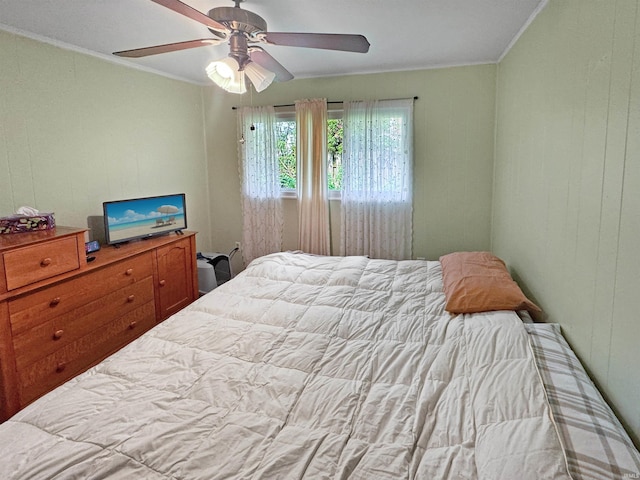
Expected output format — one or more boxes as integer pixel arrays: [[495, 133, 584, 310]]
[[493, 0, 640, 445]]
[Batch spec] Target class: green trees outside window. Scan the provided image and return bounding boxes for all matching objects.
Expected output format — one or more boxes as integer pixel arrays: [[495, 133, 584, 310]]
[[327, 119, 343, 190]]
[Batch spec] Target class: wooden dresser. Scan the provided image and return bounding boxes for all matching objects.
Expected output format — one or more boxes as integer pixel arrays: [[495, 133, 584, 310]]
[[0, 227, 198, 421]]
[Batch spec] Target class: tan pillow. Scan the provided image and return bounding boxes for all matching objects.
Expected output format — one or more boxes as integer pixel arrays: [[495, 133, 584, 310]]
[[439, 251, 541, 314]]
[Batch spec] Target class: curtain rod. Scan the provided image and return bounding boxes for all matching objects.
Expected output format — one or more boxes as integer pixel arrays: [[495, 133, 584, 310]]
[[231, 96, 418, 110]]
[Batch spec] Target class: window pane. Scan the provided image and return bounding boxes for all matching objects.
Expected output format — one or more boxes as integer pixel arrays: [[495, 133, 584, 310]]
[[327, 118, 343, 191], [276, 120, 296, 189]]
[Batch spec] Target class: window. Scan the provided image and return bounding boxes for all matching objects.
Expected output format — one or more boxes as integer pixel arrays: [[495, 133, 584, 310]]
[[327, 118, 343, 191], [276, 111, 343, 195], [276, 118, 296, 190]]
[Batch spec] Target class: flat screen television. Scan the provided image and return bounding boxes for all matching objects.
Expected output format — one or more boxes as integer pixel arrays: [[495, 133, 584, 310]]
[[103, 193, 187, 245]]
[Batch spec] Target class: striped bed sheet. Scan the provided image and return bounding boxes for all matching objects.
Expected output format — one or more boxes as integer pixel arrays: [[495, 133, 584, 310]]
[[525, 322, 640, 480]]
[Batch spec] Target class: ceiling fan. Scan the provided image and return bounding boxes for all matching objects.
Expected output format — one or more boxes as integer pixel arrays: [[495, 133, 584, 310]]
[[114, 0, 370, 93]]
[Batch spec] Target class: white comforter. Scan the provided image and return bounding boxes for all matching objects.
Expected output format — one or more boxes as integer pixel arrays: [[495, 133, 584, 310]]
[[1, 252, 570, 479]]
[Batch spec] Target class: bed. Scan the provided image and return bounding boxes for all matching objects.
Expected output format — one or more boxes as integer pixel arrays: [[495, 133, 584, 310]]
[[1, 251, 638, 479]]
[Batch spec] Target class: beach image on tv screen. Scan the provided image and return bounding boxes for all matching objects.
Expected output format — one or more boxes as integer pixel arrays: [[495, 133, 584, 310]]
[[105, 195, 186, 243]]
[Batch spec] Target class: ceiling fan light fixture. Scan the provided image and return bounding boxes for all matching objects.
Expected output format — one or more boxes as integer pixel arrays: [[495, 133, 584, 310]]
[[244, 61, 276, 93], [206, 57, 247, 94]]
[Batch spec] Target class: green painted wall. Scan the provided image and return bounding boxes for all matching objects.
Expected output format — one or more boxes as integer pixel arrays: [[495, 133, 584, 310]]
[[493, 0, 640, 444], [203, 65, 497, 274], [0, 30, 212, 250]]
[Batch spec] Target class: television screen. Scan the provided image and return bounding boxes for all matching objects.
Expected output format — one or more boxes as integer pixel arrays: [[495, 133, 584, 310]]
[[103, 193, 187, 245]]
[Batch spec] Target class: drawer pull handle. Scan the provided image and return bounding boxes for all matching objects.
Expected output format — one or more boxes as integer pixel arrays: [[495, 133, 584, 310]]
[[50, 297, 61, 307], [129, 321, 137, 329], [159, 280, 166, 286], [127, 295, 135, 303], [56, 362, 66, 373], [125, 268, 134, 276], [40, 258, 52, 267], [53, 329, 64, 340]]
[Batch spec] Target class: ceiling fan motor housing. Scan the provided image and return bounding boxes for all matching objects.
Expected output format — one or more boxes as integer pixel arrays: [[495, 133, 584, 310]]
[[208, 6, 267, 69], [207, 7, 267, 36]]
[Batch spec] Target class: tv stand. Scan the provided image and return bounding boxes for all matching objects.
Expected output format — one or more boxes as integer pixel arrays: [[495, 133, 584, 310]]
[[0, 229, 198, 421]]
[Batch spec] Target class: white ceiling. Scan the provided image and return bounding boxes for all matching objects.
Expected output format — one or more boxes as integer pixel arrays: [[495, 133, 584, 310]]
[[0, 0, 547, 86]]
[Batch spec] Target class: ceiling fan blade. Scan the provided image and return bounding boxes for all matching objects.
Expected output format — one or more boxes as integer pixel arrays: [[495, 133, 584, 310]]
[[114, 39, 223, 58], [262, 32, 370, 53], [150, 0, 227, 33], [249, 48, 294, 82]]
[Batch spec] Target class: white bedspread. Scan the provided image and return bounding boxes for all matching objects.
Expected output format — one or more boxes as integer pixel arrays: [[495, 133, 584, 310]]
[[1, 252, 571, 479]]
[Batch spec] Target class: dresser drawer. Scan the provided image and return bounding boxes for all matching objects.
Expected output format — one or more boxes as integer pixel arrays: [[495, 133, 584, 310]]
[[9, 253, 154, 335], [13, 276, 155, 368], [3, 237, 80, 290], [18, 301, 156, 406]]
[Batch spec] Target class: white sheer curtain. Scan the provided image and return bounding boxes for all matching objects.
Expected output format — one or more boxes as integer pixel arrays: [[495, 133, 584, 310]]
[[237, 106, 283, 265], [340, 99, 413, 260], [295, 99, 330, 255]]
